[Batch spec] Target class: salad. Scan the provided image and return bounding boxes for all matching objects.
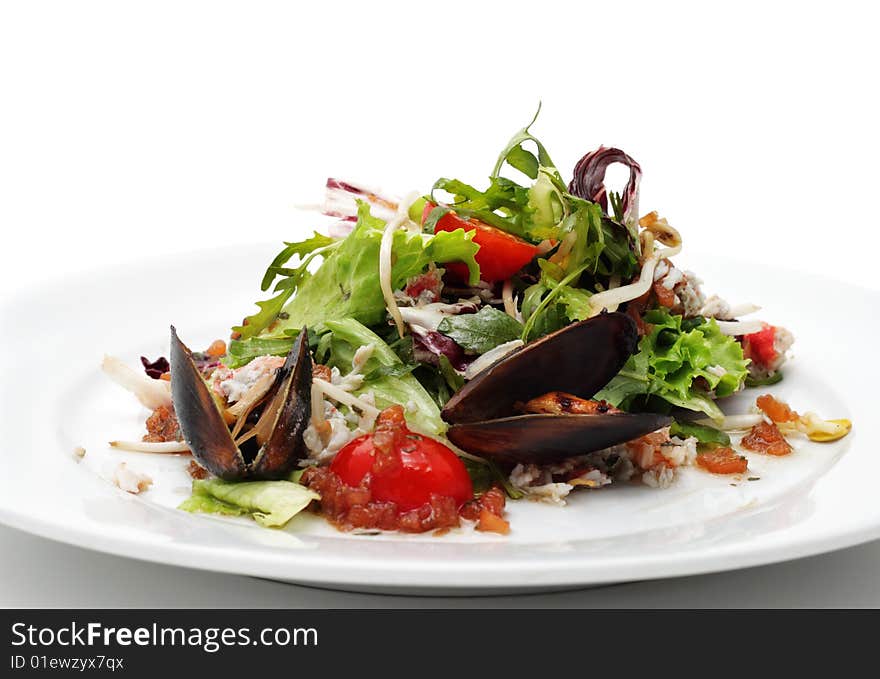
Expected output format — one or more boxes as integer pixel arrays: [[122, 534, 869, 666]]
[[102, 111, 852, 534]]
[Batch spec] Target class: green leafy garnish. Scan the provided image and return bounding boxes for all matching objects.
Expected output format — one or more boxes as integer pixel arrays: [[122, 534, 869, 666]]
[[323, 317, 445, 435], [260, 232, 337, 292], [226, 335, 295, 368], [437, 306, 524, 354], [745, 372, 784, 387], [179, 479, 318, 528], [670, 420, 731, 447], [276, 202, 479, 332], [461, 458, 524, 500], [232, 233, 339, 342], [596, 308, 749, 421]]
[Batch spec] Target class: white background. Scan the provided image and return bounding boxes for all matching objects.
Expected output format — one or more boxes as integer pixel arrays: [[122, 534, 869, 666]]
[[1, 1, 878, 606]]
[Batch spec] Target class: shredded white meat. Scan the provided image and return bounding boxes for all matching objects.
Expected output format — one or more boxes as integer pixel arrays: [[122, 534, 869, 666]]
[[211, 355, 284, 404], [112, 463, 153, 494], [312, 378, 380, 420]]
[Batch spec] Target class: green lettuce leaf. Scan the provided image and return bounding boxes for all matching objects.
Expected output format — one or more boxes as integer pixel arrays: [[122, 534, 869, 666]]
[[232, 233, 339, 342], [596, 309, 749, 420], [437, 306, 523, 354], [274, 202, 479, 333], [322, 317, 445, 436], [670, 420, 731, 447], [179, 479, 318, 528], [226, 335, 297, 368]]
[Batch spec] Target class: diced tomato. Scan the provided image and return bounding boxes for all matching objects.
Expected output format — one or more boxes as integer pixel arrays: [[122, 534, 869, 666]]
[[756, 394, 799, 423], [404, 268, 443, 301], [206, 339, 227, 358], [423, 203, 538, 282], [741, 420, 793, 456], [743, 325, 777, 368], [476, 507, 510, 534], [459, 486, 509, 534], [330, 406, 473, 512], [696, 447, 748, 474]]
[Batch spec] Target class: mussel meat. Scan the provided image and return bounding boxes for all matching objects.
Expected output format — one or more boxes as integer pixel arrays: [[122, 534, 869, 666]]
[[441, 312, 671, 464], [170, 326, 312, 480]]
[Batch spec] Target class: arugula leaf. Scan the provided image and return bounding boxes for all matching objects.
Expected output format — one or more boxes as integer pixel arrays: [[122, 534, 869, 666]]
[[431, 176, 534, 239], [596, 309, 749, 421], [491, 103, 561, 182], [230, 289, 293, 342], [437, 306, 524, 354], [231, 233, 339, 342], [260, 232, 336, 292], [428, 111, 638, 281]]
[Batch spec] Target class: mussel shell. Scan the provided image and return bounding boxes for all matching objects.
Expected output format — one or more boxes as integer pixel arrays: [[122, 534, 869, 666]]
[[169, 326, 312, 481], [446, 412, 672, 465], [249, 330, 312, 479], [170, 326, 248, 480], [442, 312, 638, 425]]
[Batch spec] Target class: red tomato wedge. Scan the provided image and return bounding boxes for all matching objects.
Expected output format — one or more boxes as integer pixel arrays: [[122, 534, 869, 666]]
[[330, 408, 473, 512], [422, 203, 539, 282], [742, 325, 777, 368]]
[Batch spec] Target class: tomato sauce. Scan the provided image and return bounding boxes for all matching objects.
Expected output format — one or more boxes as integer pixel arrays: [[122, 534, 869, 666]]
[[143, 405, 181, 443], [301, 467, 508, 534]]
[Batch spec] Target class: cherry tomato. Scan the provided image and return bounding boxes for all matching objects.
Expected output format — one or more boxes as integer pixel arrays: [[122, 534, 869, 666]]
[[422, 203, 539, 282], [743, 325, 777, 367], [696, 447, 749, 474], [330, 430, 473, 512]]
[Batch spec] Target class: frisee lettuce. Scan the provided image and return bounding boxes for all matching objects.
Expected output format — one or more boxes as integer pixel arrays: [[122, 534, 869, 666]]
[[596, 308, 749, 421]]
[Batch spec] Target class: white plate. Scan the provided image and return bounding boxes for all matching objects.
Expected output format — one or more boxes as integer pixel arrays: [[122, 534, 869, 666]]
[[0, 244, 876, 595]]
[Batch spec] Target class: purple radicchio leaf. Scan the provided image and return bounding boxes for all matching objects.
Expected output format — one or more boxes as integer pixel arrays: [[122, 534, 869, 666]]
[[568, 147, 642, 224], [322, 178, 399, 226], [140, 355, 170, 379], [411, 328, 472, 372]]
